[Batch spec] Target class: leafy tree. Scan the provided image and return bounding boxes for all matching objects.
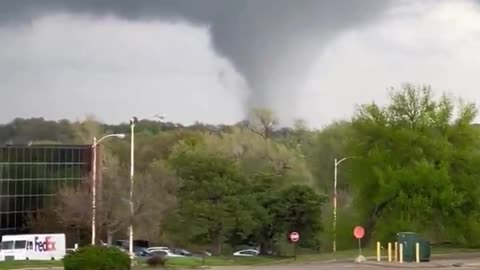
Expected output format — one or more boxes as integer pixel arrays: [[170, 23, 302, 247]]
[[52, 154, 177, 245], [168, 139, 326, 254], [275, 185, 325, 249], [198, 126, 313, 186], [245, 178, 325, 253], [348, 84, 480, 245], [167, 143, 248, 254], [0, 118, 75, 144], [4, 88, 480, 251]]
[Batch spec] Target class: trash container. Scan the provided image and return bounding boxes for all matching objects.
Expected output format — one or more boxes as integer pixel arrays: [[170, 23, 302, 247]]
[[418, 238, 431, 262], [397, 232, 431, 262], [397, 232, 417, 262]]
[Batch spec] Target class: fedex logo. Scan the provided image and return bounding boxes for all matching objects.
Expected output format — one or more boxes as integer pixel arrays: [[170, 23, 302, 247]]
[[34, 236, 56, 252]]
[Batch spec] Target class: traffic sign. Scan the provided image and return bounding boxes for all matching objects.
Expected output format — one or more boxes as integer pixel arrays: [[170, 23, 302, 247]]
[[289, 231, 300, 242], [353, 226, 365, 239]]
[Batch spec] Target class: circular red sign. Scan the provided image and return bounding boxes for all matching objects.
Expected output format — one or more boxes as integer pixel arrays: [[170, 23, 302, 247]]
[[289, 232, 300, 242], [353, 226, 365, 239]]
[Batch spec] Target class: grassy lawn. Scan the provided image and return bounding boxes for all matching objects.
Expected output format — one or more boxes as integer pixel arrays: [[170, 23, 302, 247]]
[[143, 246, 480, 268], [164, 255, 289, 268], [0, 260, 62, 270], [432, 246, 480, 254], [2, 246, 480, 269]]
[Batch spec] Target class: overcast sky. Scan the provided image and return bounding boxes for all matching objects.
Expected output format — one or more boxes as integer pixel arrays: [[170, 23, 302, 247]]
[[0, 0, 479, 127]]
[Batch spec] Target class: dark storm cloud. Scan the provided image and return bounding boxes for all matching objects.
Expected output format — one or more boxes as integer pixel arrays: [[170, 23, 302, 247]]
[[0, 0, 393, 121]]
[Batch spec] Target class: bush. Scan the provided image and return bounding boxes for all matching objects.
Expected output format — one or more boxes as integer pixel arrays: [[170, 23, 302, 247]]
[[63, 246, 131, 270], [146, 255, 168, 267]]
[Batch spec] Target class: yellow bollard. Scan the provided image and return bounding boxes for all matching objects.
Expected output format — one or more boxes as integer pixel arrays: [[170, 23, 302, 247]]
[[376, 241, 381, 262], [399, 243, 403, 263], [388, 242, 392, 262], [394, 241, 398, 262], [416, 242, 420, 263]]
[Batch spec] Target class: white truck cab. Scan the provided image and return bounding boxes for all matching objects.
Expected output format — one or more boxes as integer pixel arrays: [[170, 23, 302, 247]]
[[0, 234, 66, 261]]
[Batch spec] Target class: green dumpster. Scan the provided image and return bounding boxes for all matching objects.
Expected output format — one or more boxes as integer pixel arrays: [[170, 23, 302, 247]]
[[418, 238, 431, 262], [397, 232, 431, 262], [397, 232, 417, 262]]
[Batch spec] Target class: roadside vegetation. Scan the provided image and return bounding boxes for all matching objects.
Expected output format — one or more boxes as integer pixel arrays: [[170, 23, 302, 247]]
[[3, 246, 480, 269], [2, 83, 480, 256]]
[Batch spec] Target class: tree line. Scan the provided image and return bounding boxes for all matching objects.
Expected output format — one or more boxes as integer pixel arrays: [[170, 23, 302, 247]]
[[2, 83, 480, 253]]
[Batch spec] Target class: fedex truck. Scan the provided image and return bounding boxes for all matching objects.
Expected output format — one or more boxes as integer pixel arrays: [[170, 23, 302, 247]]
[[0, 234, 66, 261]]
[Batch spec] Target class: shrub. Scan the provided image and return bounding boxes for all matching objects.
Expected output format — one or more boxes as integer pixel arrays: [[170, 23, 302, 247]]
[[146, 255, 168, 267], [63, 246, 131, 270]]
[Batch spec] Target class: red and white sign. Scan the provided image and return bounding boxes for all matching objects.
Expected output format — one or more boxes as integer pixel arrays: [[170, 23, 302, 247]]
[[353, 226, 365, 239], [289, 232, 300, 242]]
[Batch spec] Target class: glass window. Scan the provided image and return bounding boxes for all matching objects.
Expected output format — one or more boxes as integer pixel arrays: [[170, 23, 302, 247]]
[[1, 241, 14, 250], [14, 240, 26, 249], [153, 251, 167, 256]]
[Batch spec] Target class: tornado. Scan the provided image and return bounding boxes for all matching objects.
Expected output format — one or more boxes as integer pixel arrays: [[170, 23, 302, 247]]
[[0, 0, 393, 123]]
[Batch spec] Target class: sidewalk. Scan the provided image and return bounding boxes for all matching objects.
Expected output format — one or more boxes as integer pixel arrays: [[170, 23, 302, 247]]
[[361, 261, 453, 268], [361, 259, 480, 268]]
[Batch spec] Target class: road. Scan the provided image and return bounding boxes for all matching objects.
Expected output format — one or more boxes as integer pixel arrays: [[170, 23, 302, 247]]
[[210, 260, 480, 270]]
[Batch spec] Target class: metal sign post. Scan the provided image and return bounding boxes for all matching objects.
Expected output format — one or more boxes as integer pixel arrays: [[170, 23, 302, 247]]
[[289, 232, 300, 261], [354, 226, 365, 260]]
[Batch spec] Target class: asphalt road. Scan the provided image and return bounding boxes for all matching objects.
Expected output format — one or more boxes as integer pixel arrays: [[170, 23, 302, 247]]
[[211, 260, 480, 270]]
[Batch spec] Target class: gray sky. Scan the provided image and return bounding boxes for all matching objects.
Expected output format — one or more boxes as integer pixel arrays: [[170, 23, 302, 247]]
[[0, 0, 479, 127]]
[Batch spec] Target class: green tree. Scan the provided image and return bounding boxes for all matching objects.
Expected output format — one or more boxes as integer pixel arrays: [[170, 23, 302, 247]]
[[348, 84, 480, 245], [167, 143, 248, 254], [247, 180, 326, 254], [275, 185, 325, 249]]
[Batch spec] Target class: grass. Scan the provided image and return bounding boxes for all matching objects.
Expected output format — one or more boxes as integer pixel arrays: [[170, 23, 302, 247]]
[[146, 246, 480, 268], [0, 260, 62, 270], [164, 255, 289, 268], [3, 246, 480, 269]]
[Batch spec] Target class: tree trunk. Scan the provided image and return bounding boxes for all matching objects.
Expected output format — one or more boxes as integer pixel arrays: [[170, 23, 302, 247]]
[[260, 242, 271, 255], [107, 229, 113, 246], [363, 214, 377, 245], [216, 233, 223, 255], [363, 195, 398, 245]]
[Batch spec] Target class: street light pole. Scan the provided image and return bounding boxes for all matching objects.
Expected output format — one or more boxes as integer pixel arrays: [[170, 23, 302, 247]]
[[128, 117, 137, 261], [91, 133, 125, 246], [91, 137, 98, 246], [125, 115, 164, 261], [333, 156, 356, 254]]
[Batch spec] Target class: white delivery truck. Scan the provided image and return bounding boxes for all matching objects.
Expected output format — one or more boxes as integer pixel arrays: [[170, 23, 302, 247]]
[[0, 233, 66, 261]]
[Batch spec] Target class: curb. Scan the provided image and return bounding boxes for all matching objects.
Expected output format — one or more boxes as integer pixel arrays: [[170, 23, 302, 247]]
[[359, 262, 456, 268]]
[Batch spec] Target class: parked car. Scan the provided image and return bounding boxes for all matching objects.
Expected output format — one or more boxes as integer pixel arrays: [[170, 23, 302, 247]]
[[233, 249, 259, 257], [171, 248, 192, 256], [111, 245, 144, 257], [149, 249, 185, 258], [146, 246, 169, 253], [136, 248, 151, 257]]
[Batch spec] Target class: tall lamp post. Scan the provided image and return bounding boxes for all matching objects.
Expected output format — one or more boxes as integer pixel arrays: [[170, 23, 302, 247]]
[[128, 115, 165, 260], [91, 133, 125, 246], [333, 156, 358, 254], [128, 117, 137, 260]]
